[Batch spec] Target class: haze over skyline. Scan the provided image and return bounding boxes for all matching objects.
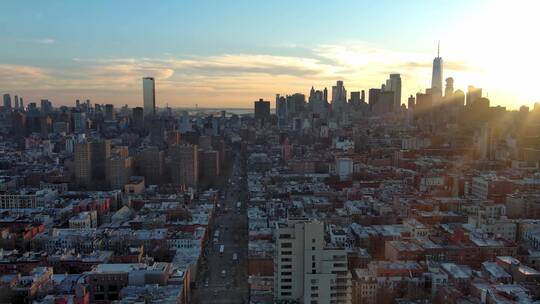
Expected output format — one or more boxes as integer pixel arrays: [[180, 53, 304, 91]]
[[1, 0, 538, 109]]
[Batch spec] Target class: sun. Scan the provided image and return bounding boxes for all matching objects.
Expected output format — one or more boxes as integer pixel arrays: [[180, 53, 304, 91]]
[[441, 0, 540, 108]]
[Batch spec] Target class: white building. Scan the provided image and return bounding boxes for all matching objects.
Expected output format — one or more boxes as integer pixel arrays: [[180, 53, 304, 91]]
[[335, 157, 353, 181], [274, 219, 352, 304]]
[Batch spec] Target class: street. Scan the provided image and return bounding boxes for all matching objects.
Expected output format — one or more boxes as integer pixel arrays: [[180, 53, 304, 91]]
[[192, 152, 249, 303]]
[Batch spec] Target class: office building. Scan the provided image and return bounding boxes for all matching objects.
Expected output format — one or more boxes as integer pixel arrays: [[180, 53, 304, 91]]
[[386, 74, 402, 110], [431, 43, 443, 102], [73, 111, 87, 133], [274, 219, 352, 303], [132, 107, 144, 130], [276, 94, 287, 121], [143, 77, 156, 117], [90, 139, 111, 181], [170, 144, 199, 189], [286, 93, 306, 118], [332, 80, 347, 112], [3, 94, 11, 109], [254, 98, 271, 121], [466, 85, 482, 106], [415, 91, 433, 115], [368, 88, 381, 111], [105, 104, 115, 121], [41, 99, 53, 113], [373, 90, 394, 115], [445, 77, 454, 97]]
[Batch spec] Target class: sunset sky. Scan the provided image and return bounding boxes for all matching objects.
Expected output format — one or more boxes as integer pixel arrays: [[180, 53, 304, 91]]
[[1, 0, 538, 109]]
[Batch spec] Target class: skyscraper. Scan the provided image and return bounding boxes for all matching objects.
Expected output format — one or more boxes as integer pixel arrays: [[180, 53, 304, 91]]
[[431, 43, 443, 102], [132, 107, 144, 131], [445, 77, 454, 97], [105, 104, 115, 121], [386, 74, 402, 110], [368, 88, 381, 111], [90, 139, 111, 182], [3, 94, 11, 109], [466, 85, 482, 106], [142, 77, 156, 117], [331, 80, 347, 112], [254, 98, 271, 121]]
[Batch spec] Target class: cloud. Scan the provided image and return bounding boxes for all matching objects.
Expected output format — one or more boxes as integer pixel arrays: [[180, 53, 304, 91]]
[[0, 41, 481, 107], [19, 38, 56, 44], [0, 64, 48, 91]]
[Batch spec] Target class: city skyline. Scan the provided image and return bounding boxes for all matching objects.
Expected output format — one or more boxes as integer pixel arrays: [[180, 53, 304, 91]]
[[1, 0, 539, 109], [3, 2, 540, 303]]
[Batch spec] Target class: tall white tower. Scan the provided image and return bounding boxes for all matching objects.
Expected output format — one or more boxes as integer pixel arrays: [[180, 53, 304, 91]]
[[142, 77, 156, 117]]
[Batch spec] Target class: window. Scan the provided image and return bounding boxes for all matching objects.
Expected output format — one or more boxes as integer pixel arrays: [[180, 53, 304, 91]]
[[312, 262, 316, 268], [282, 285, 292, 289], [280, 234, 291, 238], [312, 255, 315, 261], [312, 238, 316, 243], [281, 278, 292, 283], [281, 292, 292, 296], [281, 251, 292, 255], [281, 272, 292, 276], [281, 258, 291, 262], [281, 242, 292, 248], [281, 264, 292, 269]]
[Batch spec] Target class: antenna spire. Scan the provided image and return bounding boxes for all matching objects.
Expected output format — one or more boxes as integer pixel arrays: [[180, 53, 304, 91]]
[[437, 41, 440, 57]]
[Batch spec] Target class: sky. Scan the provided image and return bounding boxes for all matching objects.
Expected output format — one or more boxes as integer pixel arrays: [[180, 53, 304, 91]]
[[0, 0, 539, 109]]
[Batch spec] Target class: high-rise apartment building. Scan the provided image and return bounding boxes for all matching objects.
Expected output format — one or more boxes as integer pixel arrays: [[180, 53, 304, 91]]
[[274, 219, 352, 304], [199, 150, 220, 183], [143, 77, 156, 117], [170, 144, 199, 189], [137, 146, 164, 185], [74, 141, 92, 187], [106, 156, 133, 190]]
